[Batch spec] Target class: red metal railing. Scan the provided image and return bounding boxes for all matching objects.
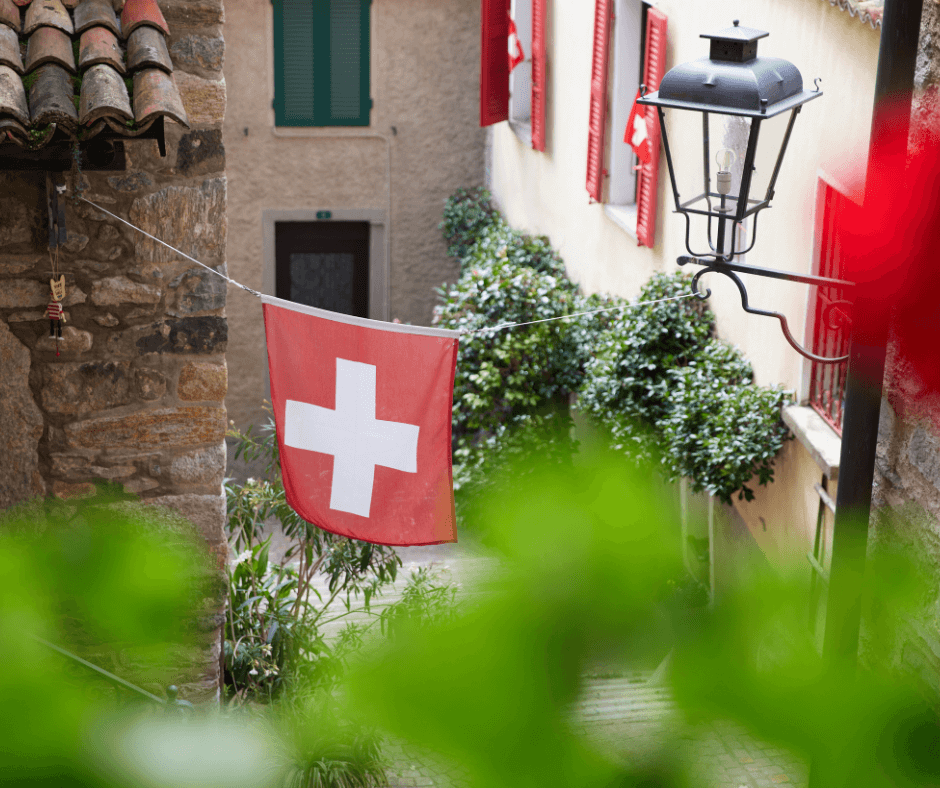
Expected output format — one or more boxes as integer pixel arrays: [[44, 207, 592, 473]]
[[807, 182, 850, 435]]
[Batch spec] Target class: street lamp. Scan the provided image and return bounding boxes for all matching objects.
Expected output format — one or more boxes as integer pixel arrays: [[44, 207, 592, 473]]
[[637, 20, 850, 363]]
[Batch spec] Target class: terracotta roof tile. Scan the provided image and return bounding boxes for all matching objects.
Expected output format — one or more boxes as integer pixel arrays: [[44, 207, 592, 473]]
[[822, 0, 883, 30], [127, 24, 170, 72], [79, 61, 130, 123], [121, 0, 167, 37], [26, 24, 76, 72], [0, 0, 189, 147], [0, 115, 27, 140], [0, 0, 21, 32], [29, 62, 78, 128], [133, 67, 186, 126], [0, 23, 24, 72], [74, 0, 119, 36], [0, 63, 29, 124], [78, 24, 123, 72], [23, 0, 74, 36]]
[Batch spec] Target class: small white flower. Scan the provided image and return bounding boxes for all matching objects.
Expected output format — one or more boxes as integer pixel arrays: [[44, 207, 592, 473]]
[[248, 668, 259, 676], [233, 549, 252, 566]]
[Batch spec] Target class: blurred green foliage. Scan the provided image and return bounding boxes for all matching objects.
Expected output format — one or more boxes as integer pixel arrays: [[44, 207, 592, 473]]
[[0, 455, 938, 788]]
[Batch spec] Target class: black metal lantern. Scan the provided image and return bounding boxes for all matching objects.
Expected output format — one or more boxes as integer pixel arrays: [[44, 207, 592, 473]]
[[636, 20, 852, 363]]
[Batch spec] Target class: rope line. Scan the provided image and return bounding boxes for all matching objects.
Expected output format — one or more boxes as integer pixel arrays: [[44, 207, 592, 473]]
[[79, 196, 697, 335], [79, 197, 262, 298], [462, 293, 697, 335]]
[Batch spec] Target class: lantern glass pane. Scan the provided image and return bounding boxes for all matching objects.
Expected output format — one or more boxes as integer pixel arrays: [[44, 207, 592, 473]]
[[745, 110, 793, 213]]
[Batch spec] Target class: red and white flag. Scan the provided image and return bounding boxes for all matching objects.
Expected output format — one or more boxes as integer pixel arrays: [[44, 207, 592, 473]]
[[262, 296, 459, 545], [624, 88, 652, 165], [508, 17, 525, 72]]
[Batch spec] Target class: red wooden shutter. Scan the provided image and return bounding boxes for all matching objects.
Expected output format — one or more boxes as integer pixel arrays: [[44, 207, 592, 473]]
[[635, 8, 667, 247], [585, 0, 613, 202], [480, 0, 510, 127], [530, 0, 547, 151]]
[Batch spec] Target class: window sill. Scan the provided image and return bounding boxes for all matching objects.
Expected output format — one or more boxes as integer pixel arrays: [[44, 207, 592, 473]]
[[782, 405, 841, 481], [508, 118, 532, 146], [603, 204, 639, 243]]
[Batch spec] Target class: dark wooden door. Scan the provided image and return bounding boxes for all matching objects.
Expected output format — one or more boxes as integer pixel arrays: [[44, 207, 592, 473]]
[[275, 221, 369, 317]]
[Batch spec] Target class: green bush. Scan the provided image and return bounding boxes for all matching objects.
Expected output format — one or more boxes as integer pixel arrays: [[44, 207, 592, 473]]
[[439, 186, 500, 261], [577, 272, 715, 459], [660, 340, 792, 504], [438, 186, 793, 512], [433, 256, 588, 491]]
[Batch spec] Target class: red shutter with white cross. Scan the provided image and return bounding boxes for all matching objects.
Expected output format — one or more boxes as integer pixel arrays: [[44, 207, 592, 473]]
[[480, 0, 511, 126], [585, 0, 613, 202], [635, 8, 667, 247], [530, 0, 547, 151]]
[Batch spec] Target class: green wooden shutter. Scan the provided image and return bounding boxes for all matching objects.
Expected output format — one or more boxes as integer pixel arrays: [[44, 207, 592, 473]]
[[274, 0, 371, 127]]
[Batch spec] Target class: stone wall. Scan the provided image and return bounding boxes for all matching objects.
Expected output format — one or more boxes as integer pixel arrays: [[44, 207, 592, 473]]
[[0, 0, 227, 703]]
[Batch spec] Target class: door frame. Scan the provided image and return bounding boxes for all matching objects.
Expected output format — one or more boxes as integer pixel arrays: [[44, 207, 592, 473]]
[[262, 208, 388, 321]]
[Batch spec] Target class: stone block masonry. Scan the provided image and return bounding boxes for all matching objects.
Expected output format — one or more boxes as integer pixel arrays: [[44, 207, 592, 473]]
[[0, 0, 228, 704]]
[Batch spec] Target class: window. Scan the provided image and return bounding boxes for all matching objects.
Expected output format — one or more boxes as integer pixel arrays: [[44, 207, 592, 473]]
[[586, 0, 666, 247], [480, 0, 546, 151], [275, 221, 370, 317], [273, 0, 371, 127], [806, 179, 851, 434]]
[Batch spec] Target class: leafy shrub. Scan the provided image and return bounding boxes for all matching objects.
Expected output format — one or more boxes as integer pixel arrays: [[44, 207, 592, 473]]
[[439, 186, 499, 260], [578, 272, 714, 459], [660, 340, 792, 504], [224, 410, 403, 705], [459, 219, 568, 278], [433, 257, 588, 492]]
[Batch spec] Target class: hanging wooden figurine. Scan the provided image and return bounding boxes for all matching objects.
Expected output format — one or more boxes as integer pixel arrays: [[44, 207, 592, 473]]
[[46, 275, 66, 357]]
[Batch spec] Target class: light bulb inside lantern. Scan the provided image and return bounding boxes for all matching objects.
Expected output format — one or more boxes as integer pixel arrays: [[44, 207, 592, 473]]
[[715, 148, 736, 172]]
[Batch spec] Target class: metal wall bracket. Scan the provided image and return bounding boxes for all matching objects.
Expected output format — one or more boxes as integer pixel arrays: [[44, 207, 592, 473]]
[[46, 171, 67, 249], [677, 255, 853, 364]]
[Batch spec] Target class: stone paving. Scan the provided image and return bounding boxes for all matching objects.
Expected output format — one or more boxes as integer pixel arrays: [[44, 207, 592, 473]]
[[365, 543, 809, 788], [246, 529, 809, 788]]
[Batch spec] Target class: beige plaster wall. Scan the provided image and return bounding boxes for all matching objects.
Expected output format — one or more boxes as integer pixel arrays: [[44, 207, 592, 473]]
[[488, 0, 879, 568], [223, 0, 486, 429]]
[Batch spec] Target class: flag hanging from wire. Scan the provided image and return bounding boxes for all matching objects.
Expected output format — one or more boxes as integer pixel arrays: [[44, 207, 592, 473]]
[[262, 296, 459, 546]]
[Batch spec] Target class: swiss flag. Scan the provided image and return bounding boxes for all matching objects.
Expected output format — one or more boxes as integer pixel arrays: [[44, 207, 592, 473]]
[[262, 295, 459, 545], [508, 17, 525, 72], [624, 88, 652, 165]]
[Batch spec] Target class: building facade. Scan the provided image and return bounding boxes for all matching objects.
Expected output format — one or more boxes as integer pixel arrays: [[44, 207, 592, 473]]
[[222, 0, 488, 431], [0, 0, 229, 702], [483, 0, 940, 687]]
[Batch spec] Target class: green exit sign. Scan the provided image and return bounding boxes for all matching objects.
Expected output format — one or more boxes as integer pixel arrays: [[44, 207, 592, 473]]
[[316, 210, 332, 220]]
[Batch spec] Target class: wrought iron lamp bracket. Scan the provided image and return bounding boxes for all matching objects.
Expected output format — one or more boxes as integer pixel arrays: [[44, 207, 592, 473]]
[[677, 255, 853, 364]]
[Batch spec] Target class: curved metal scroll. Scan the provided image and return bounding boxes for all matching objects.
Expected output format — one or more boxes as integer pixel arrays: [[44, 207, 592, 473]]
[[689, 264, 850, 364]]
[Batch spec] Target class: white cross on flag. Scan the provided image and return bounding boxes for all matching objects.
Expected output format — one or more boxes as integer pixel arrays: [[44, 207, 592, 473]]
[[624, 88, 653, 165], [262, 295, 459, 545]]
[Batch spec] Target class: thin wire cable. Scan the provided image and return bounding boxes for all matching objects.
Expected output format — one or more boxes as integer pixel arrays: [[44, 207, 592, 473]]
[[462, 293, 698, 335], [79, 195, 698, 335], [78, 196, 262, 298]]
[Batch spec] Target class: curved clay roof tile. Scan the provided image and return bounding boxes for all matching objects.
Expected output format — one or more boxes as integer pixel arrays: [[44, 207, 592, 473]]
[[74, 0, 121, 36], [26, 25, 76, 73], [0, 23, 24, 72], [0, 63, 29, 125], [127, 24, 171, 73], [133, 67, 188, 128], [79, 62, 132, 124], [121, 0, 168, 38], [28, 62, 78, 128], [23, 0, 74, 36], [0, 0, 21, 32], [79, 25, 124, 72]]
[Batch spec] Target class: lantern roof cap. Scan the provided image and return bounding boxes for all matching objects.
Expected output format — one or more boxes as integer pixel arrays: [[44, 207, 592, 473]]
[[700, 20, 769, 44]]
